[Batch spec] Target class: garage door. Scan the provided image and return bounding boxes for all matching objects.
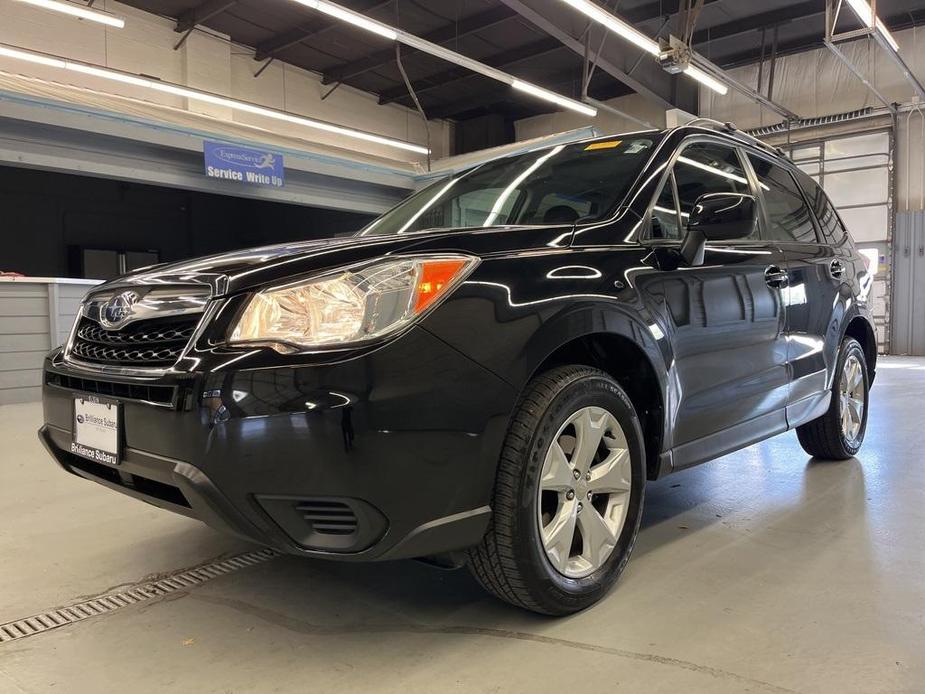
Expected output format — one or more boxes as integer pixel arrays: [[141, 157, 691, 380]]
[[790, 130, 892, 352]]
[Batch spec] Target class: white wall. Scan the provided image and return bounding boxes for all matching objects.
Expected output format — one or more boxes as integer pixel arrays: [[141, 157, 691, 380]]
[[701, 25, 925, 132], [0, 0, 452, 162]]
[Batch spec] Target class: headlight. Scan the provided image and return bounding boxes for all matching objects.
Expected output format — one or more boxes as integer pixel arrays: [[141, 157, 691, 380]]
[[229, 255, 478, 351]]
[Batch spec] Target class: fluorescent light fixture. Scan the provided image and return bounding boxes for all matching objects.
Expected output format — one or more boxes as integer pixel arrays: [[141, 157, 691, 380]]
[[684, 65, 729, 95], [559, 0, 659, 55], [512, 80, 598, 117], [843, 0, 900, 51], [16, 0, 125, 28], [65, 62, 152, 87], [146, 82, 429, 153], [288, 0, 595, 117], [0, 44, 66, 68], [291, 0, 397, 40], [0, 43, 429, 154]]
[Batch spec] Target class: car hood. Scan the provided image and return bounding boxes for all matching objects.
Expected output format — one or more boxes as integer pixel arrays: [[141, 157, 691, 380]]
[[102, 225, 578, 296]]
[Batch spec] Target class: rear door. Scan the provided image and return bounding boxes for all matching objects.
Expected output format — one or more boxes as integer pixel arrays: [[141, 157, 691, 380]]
[[744, 153, 843, 419], [635, 140, 790, 460]]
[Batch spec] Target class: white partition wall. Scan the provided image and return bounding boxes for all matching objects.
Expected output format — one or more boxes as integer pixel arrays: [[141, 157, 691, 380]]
[[0, 278, 101, 404]]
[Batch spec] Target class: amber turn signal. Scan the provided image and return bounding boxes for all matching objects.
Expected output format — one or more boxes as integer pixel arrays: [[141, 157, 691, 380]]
[[414, 259, 471, 314]]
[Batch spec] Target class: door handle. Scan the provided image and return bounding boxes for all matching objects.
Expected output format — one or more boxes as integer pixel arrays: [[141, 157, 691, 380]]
[[830, 259, 846, 280], [765, 265, 789, 289]]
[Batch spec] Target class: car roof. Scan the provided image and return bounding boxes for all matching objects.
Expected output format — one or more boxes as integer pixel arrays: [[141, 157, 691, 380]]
[[570, 121, 787, 160]]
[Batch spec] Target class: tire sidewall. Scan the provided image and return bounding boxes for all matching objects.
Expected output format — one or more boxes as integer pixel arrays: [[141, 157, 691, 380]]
[[514, 371, 645, 612]]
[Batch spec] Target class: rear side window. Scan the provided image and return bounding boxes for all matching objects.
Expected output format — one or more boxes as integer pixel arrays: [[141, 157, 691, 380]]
[[748, 155, 818, 243], [794, 170, 850, 247]]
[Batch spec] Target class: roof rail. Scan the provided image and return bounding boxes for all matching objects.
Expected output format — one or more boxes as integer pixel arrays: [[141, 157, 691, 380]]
[[677, 117, 787, 158]]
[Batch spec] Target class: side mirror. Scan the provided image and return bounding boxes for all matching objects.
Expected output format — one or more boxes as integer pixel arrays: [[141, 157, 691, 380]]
[[680, 193, 757, 266]]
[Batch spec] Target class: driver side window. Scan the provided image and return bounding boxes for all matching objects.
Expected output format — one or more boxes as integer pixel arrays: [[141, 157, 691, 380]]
[[650, 141, 755, 241]]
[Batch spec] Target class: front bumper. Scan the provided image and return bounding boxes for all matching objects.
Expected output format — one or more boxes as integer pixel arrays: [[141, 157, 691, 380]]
[[39, 327, 515, 561]]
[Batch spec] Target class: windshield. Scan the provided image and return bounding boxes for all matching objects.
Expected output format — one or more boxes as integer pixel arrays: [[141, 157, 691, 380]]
[[358, 134, 663, 237]]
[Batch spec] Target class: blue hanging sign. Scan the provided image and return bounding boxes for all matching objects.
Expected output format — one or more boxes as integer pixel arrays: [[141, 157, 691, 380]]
[[204, 141, 285, 188]]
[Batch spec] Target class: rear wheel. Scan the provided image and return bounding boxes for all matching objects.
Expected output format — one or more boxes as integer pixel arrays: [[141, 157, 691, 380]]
[[796, 337, 869, 460], [467, 365, 645, 615]]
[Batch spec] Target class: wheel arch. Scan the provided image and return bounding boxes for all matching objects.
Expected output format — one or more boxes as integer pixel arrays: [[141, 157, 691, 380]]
[[524, 324, 669, 481], [844, 315, 877, 384]]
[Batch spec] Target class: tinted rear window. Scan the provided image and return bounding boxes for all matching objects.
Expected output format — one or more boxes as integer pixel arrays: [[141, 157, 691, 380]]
[[794, 169, 850, 247], [748, 154, 818, 243]]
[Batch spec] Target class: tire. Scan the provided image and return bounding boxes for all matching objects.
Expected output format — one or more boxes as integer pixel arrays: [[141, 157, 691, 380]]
[[467, 365, 646, 615], [796, 337, 869, 460]]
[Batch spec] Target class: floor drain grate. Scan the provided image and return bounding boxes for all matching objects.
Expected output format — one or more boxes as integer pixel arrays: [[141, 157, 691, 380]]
[[0, 548, 278, 643]]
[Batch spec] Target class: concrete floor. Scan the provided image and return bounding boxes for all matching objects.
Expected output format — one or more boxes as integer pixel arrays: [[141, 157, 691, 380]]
[[1, 358, 923, 693]]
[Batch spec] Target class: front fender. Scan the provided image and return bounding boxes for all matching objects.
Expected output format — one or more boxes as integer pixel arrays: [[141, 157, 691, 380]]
[[419, 252, 675, 473], [419, 252, 670, 391]]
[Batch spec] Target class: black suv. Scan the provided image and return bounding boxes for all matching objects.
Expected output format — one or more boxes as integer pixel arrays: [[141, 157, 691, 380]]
[[40, 121, 876, 615]]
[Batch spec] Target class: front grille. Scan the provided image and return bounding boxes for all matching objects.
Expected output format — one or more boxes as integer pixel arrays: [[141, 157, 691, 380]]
[[296, 500, 359, 536], [45, 372, 177, 407], [70, 315, 200, 368], [77, 321, 197, 345]]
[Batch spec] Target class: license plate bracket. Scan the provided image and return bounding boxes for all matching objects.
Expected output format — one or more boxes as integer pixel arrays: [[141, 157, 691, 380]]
[[72, 396, 121, 466]]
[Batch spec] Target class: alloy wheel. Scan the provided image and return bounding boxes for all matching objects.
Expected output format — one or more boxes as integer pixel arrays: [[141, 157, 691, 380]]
[[840, 353, 866, 445], [536, 406, 632, 579]]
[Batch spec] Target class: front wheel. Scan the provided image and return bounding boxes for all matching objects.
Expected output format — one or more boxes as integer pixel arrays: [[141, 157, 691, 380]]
[[796, 337, 870, 460], [467, 365, 646, 615]]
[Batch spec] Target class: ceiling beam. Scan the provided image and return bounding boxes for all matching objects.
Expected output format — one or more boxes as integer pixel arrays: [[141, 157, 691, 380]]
[[622, 0, 723, 25], [255, 26, 328, 61], [691, 1, 820, 45], [498, 0, 676, 109], [175, 0, 237, 33], [321, 5, 517, 85], [716, 8, 925, 68], [254, 0, 391, 61], [378, 37, 564, 105]]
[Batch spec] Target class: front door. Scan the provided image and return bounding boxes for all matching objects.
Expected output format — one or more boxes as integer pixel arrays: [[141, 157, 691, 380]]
[[635, 140, 791, 466]]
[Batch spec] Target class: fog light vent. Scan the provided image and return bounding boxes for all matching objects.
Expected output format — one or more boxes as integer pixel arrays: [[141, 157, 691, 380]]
[[295, 500, 358, 535], [256, 495, 387, 553]]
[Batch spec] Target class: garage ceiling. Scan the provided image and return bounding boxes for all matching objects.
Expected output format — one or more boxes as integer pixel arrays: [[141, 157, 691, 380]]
[[119, 0, 925, 121]]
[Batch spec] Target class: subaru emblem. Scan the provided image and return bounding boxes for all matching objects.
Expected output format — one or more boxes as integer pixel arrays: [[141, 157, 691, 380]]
[[100, 290, 141, 329]]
